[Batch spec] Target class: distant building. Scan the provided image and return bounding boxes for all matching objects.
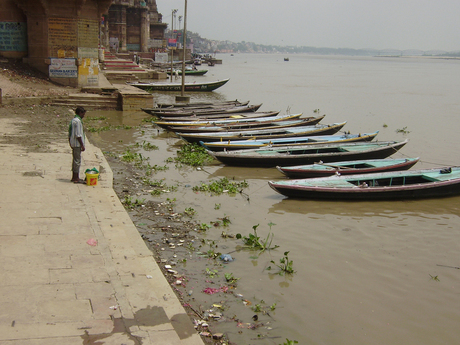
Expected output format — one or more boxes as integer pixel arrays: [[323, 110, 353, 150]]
[[106, 0, 167, 53]]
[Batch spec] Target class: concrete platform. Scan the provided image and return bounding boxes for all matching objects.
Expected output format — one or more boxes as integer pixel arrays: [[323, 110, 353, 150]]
[[0, 118, 204, 345]]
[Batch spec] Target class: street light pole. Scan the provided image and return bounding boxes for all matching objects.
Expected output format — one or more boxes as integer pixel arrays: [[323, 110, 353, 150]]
[[180, 0, 188, 97], [170, 9, 178, 83]]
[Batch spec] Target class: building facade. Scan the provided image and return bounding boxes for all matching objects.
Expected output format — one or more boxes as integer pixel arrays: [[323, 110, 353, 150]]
[[0, 0, 167, 87], [106, 0, 166, 53]]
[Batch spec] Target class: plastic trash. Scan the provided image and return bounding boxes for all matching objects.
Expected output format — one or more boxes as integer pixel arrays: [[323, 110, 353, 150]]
[[220, 254, 234, 262], [85, 167, 99, 174], [86, 238, 98, 246]]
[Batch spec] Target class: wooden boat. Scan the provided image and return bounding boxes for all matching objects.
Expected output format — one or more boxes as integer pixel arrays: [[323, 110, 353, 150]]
[[130, 78, 229, 92], [200, 131, 379, 151], [158, 111, 281, 122], [148, 103, 263, 117], [208, 140, 408, 167], [268, 166, 460, 200], [154, 100, 248, 109], [276, 157, 420, 178], [177, 121, 346, 143], [166, 69, 208, 76], [154, 113, 304, 130], [168, 116, 325, 133]]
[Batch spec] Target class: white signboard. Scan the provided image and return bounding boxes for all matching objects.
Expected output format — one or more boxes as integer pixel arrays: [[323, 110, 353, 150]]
[[155, 52, 168, 63], [49, 58, 77, 78]]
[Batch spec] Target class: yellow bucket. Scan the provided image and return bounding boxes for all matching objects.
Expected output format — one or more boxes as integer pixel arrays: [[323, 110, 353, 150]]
[[86, 172, 99, 186]]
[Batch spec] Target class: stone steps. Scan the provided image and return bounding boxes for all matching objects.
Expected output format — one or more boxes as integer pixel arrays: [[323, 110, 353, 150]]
[[50, 94, 120, 110]]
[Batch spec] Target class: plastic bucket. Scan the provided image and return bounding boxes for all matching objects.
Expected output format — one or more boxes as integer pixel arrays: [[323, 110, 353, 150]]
[[86, 172, 99, 186]]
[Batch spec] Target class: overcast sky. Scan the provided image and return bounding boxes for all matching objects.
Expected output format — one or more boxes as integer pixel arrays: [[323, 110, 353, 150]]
[[157, 0, 460, 51]]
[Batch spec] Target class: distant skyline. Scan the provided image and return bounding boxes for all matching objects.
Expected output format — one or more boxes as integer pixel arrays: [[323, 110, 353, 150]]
[[157, 0, 460, 52]]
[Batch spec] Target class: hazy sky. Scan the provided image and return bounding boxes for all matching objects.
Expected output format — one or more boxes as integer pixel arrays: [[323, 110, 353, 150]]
[[157, 0, 460, 51]]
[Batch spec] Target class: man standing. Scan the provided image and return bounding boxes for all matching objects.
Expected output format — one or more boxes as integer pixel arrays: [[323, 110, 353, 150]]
[[69, 107, 86, 183]]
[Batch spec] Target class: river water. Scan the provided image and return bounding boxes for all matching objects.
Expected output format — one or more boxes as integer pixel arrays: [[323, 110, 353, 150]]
[[90, 54, 460, 344]]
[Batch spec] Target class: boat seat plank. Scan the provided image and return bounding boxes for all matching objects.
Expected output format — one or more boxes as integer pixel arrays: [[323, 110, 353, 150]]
[[422, 169, 460, 182]]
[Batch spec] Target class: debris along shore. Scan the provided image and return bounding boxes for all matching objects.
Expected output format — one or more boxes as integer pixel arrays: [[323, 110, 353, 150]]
[[0, 60, 286, 344], [104, 152, 279, 345]]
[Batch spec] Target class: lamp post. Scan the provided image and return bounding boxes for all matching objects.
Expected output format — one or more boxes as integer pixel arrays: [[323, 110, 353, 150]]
[[176, 0, 190, 102], [180, 0, 188, 98], [170, 9, 178, 83]]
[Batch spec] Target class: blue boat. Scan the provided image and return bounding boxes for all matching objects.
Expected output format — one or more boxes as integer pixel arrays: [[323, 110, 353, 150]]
[[200, 131, 379, 151]]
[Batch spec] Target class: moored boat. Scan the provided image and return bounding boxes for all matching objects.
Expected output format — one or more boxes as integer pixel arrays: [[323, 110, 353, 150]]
[[154, 113, 304, 130], [130, 78, 229, 92], [200, 131, 379, 151], [148, 103, 263, 117], [167, 116, 325, 133], [176, 121, 346, 143], [268, 166, 460, 200], [158, 111, 280, 122], [276, 157, 420, 178], [166, 69, 208, 76], [154, 100, 248, 109], [208, 140, 408, 167]]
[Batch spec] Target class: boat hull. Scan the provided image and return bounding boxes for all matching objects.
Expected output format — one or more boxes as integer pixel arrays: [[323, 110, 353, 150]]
[[200, 132, 378, 151], [177, 121, 345, 143], [268, 167, 460, 200], [166, 69, 208, 76], [209, 140, 408, 168], [131, 78, 229, 92], [168, 116, 324, 133], [277, 158, 420, 178]]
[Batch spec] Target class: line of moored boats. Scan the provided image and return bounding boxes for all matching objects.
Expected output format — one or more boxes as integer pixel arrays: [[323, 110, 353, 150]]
[[142, 100, 460, 201]]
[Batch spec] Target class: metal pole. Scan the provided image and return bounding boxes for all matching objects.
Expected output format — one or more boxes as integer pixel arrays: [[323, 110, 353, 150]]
[[181, 0, 187, 96], [170, 9, 177, 83]]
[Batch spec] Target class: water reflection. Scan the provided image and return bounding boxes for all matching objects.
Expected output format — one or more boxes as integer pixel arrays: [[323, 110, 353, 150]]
[[208, 166, 283, 180], [268, 195, 460, 217]]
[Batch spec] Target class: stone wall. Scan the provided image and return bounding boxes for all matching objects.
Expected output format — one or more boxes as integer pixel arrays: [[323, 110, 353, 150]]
[[0, 0, 27, 58]]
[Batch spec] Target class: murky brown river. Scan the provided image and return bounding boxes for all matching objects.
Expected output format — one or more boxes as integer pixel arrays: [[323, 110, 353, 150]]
[[89, 54, 460, 344]]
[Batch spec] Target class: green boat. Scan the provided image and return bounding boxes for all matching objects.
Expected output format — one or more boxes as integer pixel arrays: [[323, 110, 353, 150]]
[[130, 78, 230, 92], [166, 69, 208, 76], [268, 166, 460, 200], [276, 157, 420, 178]]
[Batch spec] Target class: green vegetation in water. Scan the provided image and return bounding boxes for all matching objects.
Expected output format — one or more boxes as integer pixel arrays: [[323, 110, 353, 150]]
[[383, 123, 388, 128], [121, 195, 145, 209], [132, 141, 159, 151], [205, 268, 219, 278], [214, 203, 221, 210], [199, 223, 211, 231], [142, 178, 177, 195], [86, 124, 134, 133], [142, 163, 169, 176], [183, 207, 196, 217], [251, 299, 276, 314], [85, 116, 107, 121], [236, 223, 279, 253], [429, 274, 440, 282], [280, 340, 299, 345], [193, 177, 249, 195], [268, 251, 295, 275], [121, 148, 147, 164], [313, 108, 320, 113], [220, 215, 231, 226], [224, 273, 239, 284], [173, 143, 213, 167], [396, 126, 411, 134]]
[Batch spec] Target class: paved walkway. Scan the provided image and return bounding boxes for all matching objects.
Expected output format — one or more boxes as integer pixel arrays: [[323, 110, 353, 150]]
[[0, 118, 203, 344]]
